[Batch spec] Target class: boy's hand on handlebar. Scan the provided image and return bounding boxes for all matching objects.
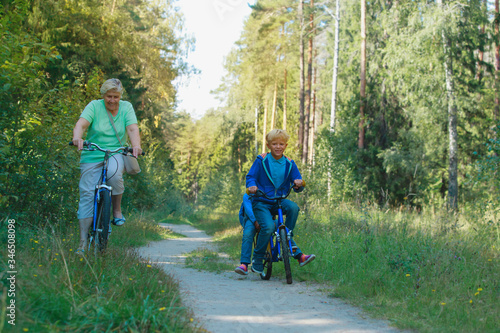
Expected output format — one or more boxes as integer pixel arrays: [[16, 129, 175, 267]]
[[293, 179, 304, 189], [248, 186, 258, 194]]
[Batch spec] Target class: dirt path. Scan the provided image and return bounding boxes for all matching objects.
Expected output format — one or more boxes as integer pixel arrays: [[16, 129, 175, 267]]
[[138, 223, 402, 333]]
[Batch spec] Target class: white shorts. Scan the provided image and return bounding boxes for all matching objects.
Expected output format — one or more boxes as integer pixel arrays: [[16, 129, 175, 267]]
[[77, 154, 125, 219]]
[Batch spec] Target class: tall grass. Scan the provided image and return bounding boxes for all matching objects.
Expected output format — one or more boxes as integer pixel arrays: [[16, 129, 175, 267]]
[[0, 212, 199, 332], [297, 203, 499, 332], [190, 203, 499, 333]]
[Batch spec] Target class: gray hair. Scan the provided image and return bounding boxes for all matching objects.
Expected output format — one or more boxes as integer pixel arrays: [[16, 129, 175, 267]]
[[100, 78, 124, 96]]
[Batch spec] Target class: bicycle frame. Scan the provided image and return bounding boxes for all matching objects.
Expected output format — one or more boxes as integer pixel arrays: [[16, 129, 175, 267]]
[[268, 199, 293, 263], [90, 147, 114, 247], [250, 183, 303, 283], [71, 141, 134, 252]]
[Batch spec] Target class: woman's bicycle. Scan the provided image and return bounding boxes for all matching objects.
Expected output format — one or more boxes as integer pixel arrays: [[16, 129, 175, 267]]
[[248, 183, 305, 284], [70, 140, 141, 254]]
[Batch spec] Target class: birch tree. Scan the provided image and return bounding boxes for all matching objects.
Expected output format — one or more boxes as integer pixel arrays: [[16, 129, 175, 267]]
[[359, 0, 366, 149], [436, 0, 458, 211], [298, 0, 306, 153], [303, 0, 315, 163], [329, 0, 340, 133]]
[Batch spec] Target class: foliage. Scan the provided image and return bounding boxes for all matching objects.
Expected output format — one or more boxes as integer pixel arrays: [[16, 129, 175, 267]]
[[0, 0, 83, 223], [0, 0, 192, 224], [470, 124, 500, 196], [196, 0, 499, 211]]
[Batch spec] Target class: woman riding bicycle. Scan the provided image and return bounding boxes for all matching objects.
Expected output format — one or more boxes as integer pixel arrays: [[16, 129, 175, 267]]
[[72, 78, 142, 254]]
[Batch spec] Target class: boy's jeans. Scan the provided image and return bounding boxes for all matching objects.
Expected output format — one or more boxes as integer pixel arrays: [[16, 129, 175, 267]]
[[251, 199, 303, 266], [240, 218, 257, 264]]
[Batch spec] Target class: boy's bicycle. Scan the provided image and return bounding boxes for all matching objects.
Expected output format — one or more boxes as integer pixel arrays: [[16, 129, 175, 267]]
[[248, 183, 305, 284], [70, 140, 142, 254]]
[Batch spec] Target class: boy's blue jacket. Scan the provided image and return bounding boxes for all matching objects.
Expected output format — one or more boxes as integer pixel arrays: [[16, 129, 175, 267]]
[[246, 153, 303, 203], [239, 193, 256, 227]]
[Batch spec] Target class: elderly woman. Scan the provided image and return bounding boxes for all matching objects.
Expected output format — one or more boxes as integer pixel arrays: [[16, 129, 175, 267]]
[[72, 78, 142, 254]]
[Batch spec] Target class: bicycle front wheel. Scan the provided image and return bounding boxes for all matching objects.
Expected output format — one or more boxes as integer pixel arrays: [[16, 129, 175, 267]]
[[95, 188, 111, 252], [279, 228, 292, 284]]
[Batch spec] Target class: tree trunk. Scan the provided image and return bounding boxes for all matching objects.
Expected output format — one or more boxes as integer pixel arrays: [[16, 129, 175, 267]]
[[326, 0, 341, 200], [308, 63, 317, 164], [438, 0, 458, 211], [359, 0, 366, 150], [302, 0, 314, 164], [298, 0, 305, 153], [255, 105, 259, 156], [271, 81, 278, 129], [283, 68, 288, 131], [444, 38, 458, 211], [496, 0, 500, 121], [330, 0, 340, 133], [262, 100, 268, 153], [476, 0, 486, 82]]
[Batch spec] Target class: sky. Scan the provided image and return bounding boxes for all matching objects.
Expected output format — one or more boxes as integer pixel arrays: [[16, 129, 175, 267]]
[[175, 0, 254, 119]]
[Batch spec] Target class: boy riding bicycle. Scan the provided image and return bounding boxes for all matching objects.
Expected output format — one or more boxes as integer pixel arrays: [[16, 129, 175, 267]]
[[246, 129, 315, 274]]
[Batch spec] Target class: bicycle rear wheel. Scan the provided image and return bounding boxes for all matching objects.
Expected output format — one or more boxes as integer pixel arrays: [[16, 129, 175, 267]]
[[260, 242, 273, 280], [95, 188, 111, 252], [279, 228, 292, 284]]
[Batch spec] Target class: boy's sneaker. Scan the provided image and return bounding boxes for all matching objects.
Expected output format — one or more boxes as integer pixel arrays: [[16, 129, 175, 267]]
[[298, 254, 316, 267], [251, 264, 264, 274], [235, 264, 249, 275]]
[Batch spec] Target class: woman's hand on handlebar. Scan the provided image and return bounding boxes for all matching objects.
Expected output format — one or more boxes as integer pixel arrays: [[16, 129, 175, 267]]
[[72, 138, 85, 151], [131, 146, 143, 158]]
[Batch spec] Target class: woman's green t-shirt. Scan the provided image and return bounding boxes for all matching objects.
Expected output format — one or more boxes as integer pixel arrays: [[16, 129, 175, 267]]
[[79, 99, 138, 164]]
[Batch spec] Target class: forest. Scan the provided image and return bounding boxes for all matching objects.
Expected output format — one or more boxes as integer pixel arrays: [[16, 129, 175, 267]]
[[1, 0, 499, 222], [1, 0, 499, 331]]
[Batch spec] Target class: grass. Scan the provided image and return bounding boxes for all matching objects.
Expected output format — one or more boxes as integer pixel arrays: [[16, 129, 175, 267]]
[[184, 248, 235, 273], [188, 203, 500, 333], [9, 202, 494, 332], [0, 211, 200, 332]]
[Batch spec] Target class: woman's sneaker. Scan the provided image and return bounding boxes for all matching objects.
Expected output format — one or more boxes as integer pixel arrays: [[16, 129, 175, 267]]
[[235, 264, 249, 275], [298, 254, 316, 267], [112, 217, 125, 226]]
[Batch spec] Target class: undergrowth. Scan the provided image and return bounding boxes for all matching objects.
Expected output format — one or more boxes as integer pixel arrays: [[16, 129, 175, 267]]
[[0, 212, 199, 332]]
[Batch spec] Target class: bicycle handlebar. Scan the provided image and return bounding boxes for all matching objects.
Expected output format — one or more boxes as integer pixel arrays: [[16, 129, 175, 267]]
[[69, 141, 145, 156], [246, 181, 306, 201]]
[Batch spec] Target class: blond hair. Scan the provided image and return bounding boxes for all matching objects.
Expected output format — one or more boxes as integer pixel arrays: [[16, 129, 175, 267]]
[[266, 129, 290, 143], [100, 78, 124, 96]]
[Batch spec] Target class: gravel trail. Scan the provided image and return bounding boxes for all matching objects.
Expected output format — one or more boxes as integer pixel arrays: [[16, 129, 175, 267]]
[[138, 223, 402, 333]]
